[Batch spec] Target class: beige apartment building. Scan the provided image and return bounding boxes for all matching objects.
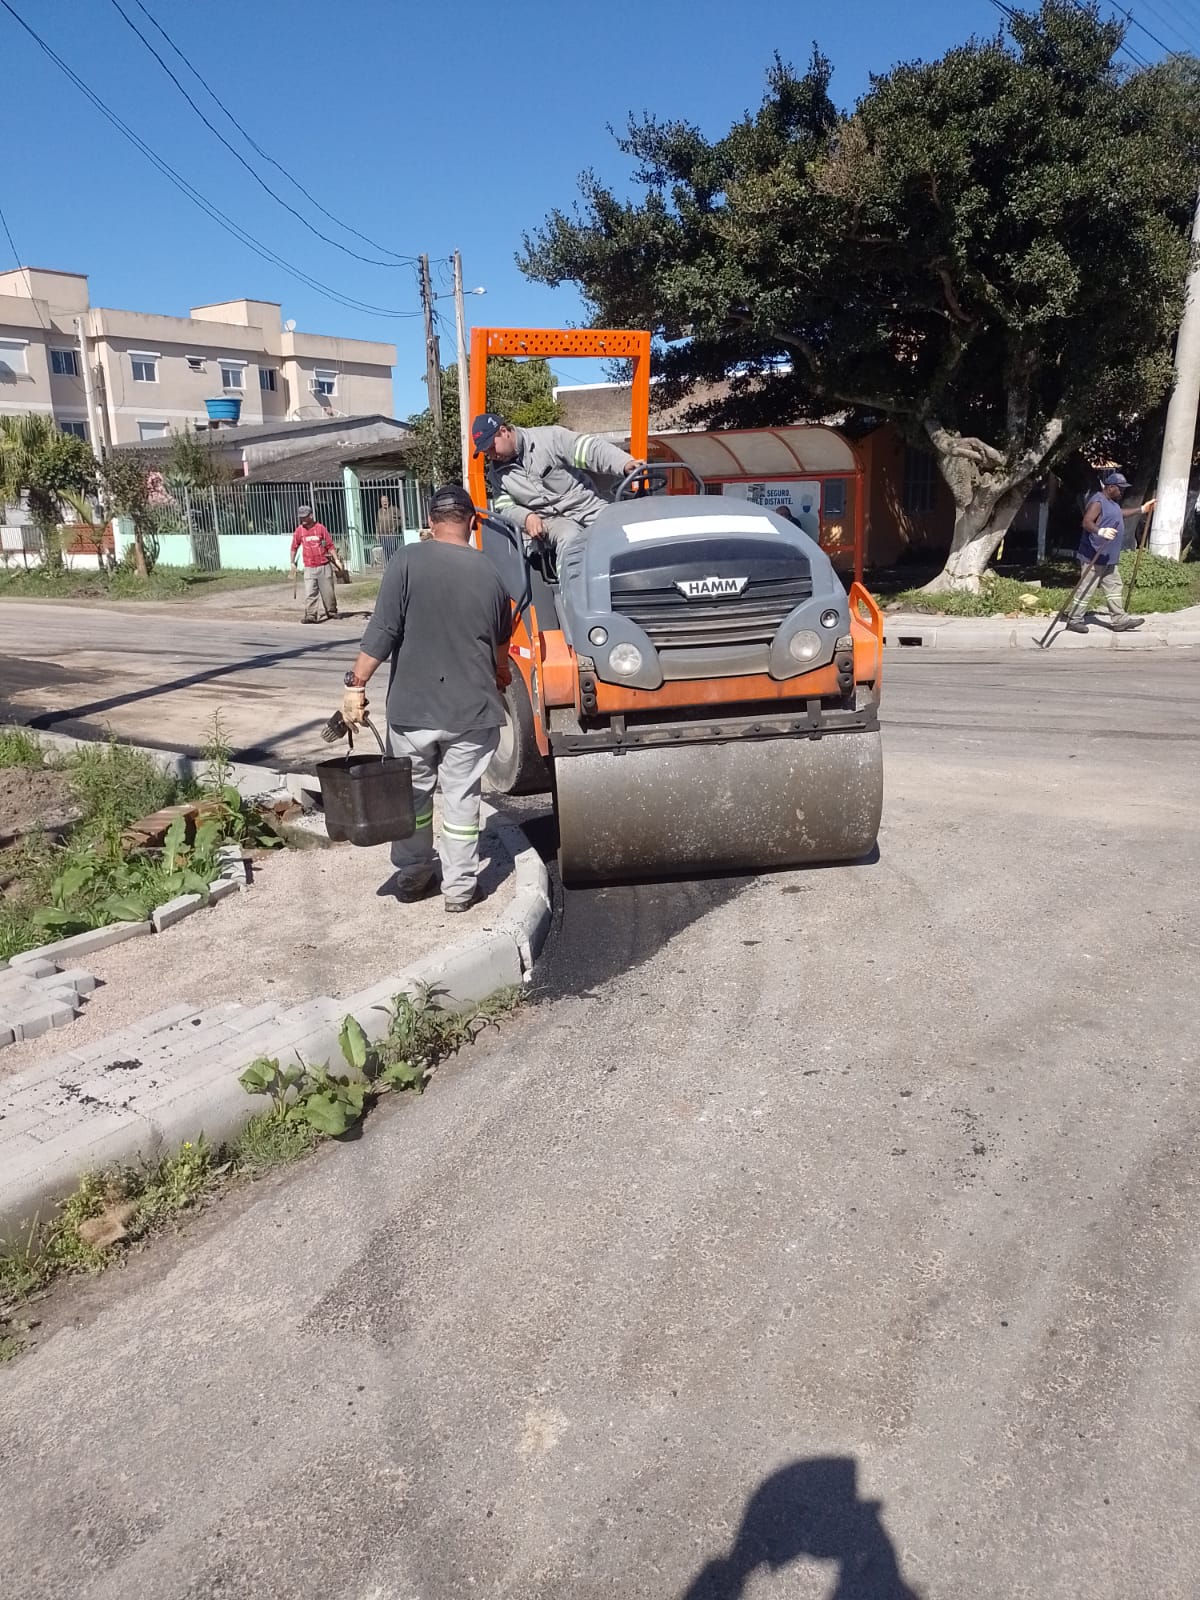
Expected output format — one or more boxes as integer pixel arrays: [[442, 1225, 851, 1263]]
[[0, 267, 396, 447]]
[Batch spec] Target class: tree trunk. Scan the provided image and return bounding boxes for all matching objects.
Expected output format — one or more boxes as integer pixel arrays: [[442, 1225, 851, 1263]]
[[920, 481, 1031, 593], [132, 526, 149, 578]]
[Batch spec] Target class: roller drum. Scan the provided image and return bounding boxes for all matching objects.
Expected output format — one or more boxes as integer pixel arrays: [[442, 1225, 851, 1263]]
[[555, 729, 882, 886]]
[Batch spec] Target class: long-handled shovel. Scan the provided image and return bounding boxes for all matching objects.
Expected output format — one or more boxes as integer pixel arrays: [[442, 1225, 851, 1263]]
[[1124, 508, 1153, 613]]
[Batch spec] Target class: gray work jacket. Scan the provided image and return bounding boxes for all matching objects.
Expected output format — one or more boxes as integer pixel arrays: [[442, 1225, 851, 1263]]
[[487, 426, 637, 535]]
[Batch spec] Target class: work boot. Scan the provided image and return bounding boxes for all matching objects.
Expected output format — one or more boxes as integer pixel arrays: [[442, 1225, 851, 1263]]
[[378, 872, 436, 903], [1065, 618, 1089, 634], [1110, 616, 1145, 632], [444, 889, 481, 914]]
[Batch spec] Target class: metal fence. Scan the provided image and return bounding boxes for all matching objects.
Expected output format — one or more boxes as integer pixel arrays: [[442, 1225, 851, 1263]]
[[146, 473, 428, 571]]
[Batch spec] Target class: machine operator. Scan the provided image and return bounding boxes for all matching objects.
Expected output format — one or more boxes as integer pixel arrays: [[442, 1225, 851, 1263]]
[[472, 412, 644, 557]]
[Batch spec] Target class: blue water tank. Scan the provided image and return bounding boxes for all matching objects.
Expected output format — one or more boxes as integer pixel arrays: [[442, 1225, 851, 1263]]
[[205, 397, 242, 423]]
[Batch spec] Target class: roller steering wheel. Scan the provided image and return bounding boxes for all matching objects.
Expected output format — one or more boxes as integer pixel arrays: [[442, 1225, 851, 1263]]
[[615, 464, 671, 501]]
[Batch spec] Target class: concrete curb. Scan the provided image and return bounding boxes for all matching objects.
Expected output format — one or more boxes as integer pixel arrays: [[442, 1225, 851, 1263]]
[[883, 604, 1200, 652], [0, 807, 551, 1235]]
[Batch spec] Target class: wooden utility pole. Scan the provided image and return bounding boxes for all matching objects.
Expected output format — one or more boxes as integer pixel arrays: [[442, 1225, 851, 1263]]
[[452, 250, 471, 484], [418, 253, 443, 460]]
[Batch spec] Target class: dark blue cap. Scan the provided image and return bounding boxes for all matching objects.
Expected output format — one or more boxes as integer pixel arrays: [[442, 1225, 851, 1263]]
[[1102, 471, 1130, 488], [471, 413, 506, 455]]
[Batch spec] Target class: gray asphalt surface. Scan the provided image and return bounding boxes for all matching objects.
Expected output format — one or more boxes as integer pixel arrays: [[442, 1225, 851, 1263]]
[[0, 600, 366, 762], [2, 643, 1199, 1599]]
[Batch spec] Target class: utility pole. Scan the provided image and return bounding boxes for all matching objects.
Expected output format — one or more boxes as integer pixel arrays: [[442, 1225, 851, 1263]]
[[75, 314, 105, 472], [1152, 190, 1200, 558], [418, 254, 443, 463], [452, 250, 471, 483]]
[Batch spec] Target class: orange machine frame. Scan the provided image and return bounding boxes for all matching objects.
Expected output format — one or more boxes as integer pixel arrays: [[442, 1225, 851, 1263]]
[[466, 326, 651, 512], [465, 327, 880, 754]]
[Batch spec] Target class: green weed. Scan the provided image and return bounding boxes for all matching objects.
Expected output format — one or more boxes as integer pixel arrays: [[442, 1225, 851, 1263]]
[[0, 728, 43, 768], [228, 1111, 319, 1171]]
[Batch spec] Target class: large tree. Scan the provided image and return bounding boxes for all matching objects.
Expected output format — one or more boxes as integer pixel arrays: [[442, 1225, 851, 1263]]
[[0, 413, 95, 573], [521, 3, 1200, 589], [408, 356, 563, 486]]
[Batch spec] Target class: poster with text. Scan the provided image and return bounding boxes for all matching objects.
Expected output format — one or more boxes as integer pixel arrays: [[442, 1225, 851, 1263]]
[[723, 478, 822, 539]]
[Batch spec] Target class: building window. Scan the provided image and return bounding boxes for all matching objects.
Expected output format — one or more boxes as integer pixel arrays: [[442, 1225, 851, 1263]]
[[823, 478, 847, 518], [137, 421, 169, 441], [51, 348, 80, 377], [220, 361, 246, 391], [187, 355, 206, 373], [313, 369, 337, 398], [0, 337, 29, 376], [130, 353, 158, 383], [60, 420, 88, 440], [259, 366, 278, 392], [902, 446, 937, 516]]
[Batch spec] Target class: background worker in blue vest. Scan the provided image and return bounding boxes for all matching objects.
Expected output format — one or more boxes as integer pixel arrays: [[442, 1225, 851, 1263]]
[[1064, 471, 1155, 634]]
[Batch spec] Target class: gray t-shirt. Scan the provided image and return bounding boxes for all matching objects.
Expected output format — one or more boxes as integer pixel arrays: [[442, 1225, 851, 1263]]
[[360, 540, 513, 733]]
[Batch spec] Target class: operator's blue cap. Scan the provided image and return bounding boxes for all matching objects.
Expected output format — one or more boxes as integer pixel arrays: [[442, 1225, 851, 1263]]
[[1102, 471, 1130, 488], [471, 413, 506, 455]]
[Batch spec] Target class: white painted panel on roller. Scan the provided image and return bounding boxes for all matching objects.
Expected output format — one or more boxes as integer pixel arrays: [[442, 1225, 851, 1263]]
[[623, 513, 778, 543]]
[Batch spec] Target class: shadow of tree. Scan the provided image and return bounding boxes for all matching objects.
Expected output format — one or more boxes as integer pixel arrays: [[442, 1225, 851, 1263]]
[[682, 1457, 921, 1600]]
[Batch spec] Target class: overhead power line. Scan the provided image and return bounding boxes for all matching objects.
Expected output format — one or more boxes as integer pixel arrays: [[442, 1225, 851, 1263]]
[[0, 0, 420, 320], [113, 0, 420, 269]]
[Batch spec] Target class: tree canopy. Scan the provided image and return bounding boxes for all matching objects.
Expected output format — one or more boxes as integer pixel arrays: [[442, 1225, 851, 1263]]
[[521, 2, 1200, 586], [0, 413, 95, 572], [408, 356, 562, 485]]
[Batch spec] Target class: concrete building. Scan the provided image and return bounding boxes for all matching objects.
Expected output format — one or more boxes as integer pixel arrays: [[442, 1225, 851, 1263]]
[[0, 267, 396, 447]]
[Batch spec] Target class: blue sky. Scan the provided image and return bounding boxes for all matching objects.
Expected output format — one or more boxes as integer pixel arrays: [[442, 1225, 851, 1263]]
[[0, 0, 1143, 415]]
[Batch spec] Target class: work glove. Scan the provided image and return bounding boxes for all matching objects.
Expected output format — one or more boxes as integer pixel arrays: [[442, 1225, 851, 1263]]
[[341, 685, 368, 726]]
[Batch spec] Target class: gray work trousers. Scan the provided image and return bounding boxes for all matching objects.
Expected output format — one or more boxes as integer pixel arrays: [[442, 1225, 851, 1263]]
[[303, 563, 337, 620], [541, 516, 587, 553], [1066, 560, 1127, 621], [388, 724, 500, 903]]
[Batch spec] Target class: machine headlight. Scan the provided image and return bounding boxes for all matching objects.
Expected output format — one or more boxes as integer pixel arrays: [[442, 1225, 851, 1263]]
[[820, 609, 841, 629], [588, 626, 609, 647], [788, 629, 822, 662], [608, 642, 644, 677]]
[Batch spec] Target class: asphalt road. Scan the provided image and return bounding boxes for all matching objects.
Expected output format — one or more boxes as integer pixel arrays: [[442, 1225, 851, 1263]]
[[1, 623, 1199, 1599]]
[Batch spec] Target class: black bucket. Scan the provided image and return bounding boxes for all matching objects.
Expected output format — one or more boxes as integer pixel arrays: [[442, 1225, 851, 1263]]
[[317, 753, 416, 846]]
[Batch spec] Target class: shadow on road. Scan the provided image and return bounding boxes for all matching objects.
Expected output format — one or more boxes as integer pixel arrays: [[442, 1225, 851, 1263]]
[[17, 633, 351, 735], [681, 1457, 921, 1600]]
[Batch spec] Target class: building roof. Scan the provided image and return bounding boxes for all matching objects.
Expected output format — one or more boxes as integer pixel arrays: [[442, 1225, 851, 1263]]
[[195, 414, 411, 447], [241, 441, 416, 483]]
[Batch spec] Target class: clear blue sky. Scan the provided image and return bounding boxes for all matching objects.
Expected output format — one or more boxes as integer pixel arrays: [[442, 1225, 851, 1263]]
[[1, 0, 1156, 416]]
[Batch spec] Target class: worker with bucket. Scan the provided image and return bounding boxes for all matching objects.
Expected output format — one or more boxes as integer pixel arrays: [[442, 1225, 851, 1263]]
[[339, 484, 512, 912], [1063, 472, 1155, 635]]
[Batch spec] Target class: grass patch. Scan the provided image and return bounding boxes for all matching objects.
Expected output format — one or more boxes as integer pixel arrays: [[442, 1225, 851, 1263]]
[[0, 719, 282, 960], [0, 566, 291, 603], [0, 728, 44, 769], [337, 578, 380, 607], [0, 986, 523, 1361], [880, 550, 1200, 617]]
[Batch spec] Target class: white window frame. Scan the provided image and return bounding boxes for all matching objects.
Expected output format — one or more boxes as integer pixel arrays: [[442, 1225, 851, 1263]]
[[137, 420, 170, 441], [312, 368, 337, 398], [0, 337, 30, 376], [130, 349, 160, 383], [259, 366, 278, 392], [186, 354, 207, 374], [50, 347, 81, 378], [220, 358, 247, 391]]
